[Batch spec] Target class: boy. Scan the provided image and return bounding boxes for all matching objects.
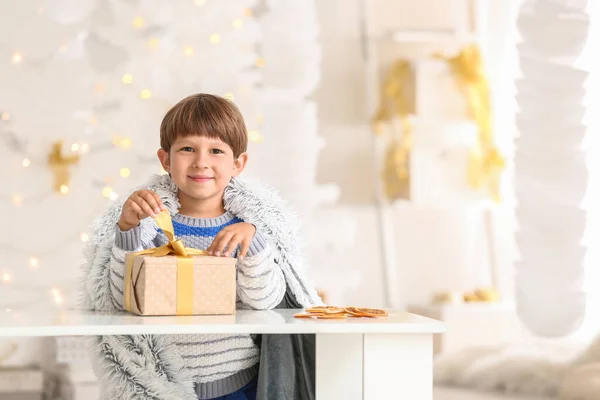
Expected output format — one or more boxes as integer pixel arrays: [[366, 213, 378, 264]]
[[82, 93, 322, 400]]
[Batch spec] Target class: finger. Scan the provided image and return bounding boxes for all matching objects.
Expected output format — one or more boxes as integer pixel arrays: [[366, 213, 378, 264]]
[[212, 231, 235, 256], [207, 230, 229, 254], [151, 191, 167, 211], [238, 238, 251, 260], [133, 194, 157, 218], [129, 201, 146, 220], [223, 234, 243, 257], [207, 232, 221, 255], [139, 191, 162, 215]]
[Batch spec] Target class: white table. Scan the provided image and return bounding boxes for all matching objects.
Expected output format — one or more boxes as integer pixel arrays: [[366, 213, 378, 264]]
[[0, 308, 445, 399]]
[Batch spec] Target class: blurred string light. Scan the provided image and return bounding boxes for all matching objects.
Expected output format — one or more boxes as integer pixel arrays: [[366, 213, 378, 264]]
[[93, 83, 106, 94], [113, 136, 133, 149], [232, 19, 243, 29], [0, 43, 55, 69], [183, 46, 194, 56], [11, 194, 23, 207], [11, 51, 23, 64], [102, 185, 117, 199], [140, 89, 152, 99], [248, 130, 264, 143], [133, 16, 145, 29], [122, 73, 133, 84], [51, 287, 63, 305], [148, 37, 160, 49]]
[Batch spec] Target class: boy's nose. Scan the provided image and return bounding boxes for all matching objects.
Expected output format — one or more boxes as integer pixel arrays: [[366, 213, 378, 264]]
[[193, 152, 210, 169]]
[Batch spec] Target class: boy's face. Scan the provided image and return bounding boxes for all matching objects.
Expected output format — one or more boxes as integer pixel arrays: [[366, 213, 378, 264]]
[[157, 135, 247, 207]]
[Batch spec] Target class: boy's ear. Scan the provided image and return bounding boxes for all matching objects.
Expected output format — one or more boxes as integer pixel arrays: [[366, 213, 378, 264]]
[[157, 148, 170, 172], [232, 152, 248, 177]]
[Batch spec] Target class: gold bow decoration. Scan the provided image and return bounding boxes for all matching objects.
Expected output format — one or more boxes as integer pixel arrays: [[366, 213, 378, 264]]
[[47, 140, 79, 194], [124, 210, 209, 315], [436, 45, 506, 202], [371, 45, 506, 203], [371, 60, 415, 201]]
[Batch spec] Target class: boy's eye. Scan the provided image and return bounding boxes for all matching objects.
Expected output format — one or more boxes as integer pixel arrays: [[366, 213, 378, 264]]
[[210, 149, 224, 154], [180, 146, 194, 152]]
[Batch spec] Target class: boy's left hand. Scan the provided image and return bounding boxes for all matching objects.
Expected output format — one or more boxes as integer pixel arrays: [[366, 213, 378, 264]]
[[207, 222, 256, 259]]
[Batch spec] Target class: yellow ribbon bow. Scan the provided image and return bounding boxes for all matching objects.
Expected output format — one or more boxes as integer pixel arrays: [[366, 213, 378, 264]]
[[123, 211, 208, 315], [438, 45, 506, 202]]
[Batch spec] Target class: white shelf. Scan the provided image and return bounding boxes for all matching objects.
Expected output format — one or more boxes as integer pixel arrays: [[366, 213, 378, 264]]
[[391, 199, 498, 211], [387, 29, 479, 44], [0, 308, 445, 337]]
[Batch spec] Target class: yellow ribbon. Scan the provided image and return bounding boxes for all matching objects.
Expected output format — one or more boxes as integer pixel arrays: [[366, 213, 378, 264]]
[[124, 211, 207, 315], [371, 60, 414, 201], [437, 45, 506, 202]]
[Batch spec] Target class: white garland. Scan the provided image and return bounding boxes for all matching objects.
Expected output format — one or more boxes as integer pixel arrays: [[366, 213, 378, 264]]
[[514, 0, 590, 337]]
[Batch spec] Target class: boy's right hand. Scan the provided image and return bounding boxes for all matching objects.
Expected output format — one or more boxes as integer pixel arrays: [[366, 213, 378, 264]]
[[117, 189, 166, 231]]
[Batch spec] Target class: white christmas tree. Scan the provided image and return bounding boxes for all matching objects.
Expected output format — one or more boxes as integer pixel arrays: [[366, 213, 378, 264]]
[[0, 0, 356, 370]]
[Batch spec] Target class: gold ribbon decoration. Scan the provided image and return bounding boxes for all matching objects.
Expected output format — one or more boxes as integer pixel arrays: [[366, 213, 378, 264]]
[[124, 210, 208, 315], [371, 60, 415, 201], [436, 45, 506, 202], [47, 140, 79, 193]]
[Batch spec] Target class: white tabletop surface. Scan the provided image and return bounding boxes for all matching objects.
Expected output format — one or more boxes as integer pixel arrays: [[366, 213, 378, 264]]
[[0, 308, 445, 337]]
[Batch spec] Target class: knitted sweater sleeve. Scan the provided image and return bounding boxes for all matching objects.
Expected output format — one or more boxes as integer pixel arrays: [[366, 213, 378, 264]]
[[235, 231, 286, 310], [107, 225, 160, 310]]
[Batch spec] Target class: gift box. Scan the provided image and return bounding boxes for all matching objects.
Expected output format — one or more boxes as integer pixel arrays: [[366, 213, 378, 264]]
[[123, 211, 237, 316]]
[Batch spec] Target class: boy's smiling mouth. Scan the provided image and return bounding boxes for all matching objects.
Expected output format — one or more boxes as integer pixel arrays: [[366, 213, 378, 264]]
[[188, 175, 213, 183]]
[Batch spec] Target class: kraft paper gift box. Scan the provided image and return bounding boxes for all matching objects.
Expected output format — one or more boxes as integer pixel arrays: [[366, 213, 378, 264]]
[[122, 211, 237, 316]]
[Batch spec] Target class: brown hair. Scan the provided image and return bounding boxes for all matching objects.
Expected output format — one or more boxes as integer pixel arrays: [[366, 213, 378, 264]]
[[159, 93, 248, 158]]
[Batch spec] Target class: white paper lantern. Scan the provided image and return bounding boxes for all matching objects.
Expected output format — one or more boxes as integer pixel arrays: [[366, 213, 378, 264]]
[[514, 0, 590, 337]]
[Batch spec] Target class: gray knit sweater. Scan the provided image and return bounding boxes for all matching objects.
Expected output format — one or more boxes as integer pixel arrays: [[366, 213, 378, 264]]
[[111, 211, 286, 399]]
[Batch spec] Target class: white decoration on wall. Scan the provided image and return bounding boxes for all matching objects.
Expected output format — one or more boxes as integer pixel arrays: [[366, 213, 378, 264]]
[[43, 0, 97, 25], [249, 0, 358, 304], [514, 0, 590, 337]]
